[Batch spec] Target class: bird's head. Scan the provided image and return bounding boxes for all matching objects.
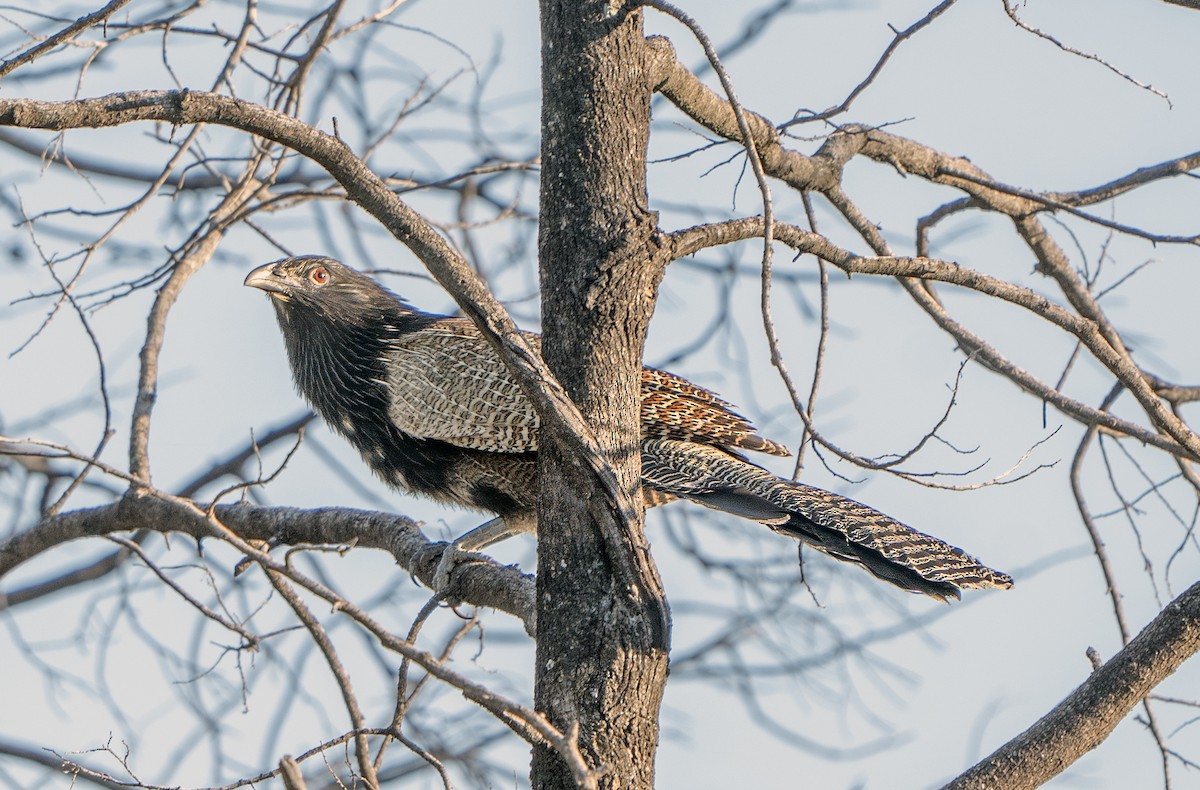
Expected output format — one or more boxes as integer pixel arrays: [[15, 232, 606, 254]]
[[245, 255, 397, 324]]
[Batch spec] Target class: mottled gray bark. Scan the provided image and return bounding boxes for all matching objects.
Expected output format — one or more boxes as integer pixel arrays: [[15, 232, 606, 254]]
[[533, 3, 670, 788], [0, 497, 536, 633]]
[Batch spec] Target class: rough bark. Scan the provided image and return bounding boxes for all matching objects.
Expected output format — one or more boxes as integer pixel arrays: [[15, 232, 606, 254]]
[[533, 4, 670, 788], [946, 580, 1200, 789], [0, 497, 537, 634]]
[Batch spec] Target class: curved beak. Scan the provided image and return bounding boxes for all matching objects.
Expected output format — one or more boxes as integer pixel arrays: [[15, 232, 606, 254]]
[[244, 262, 290, 297]]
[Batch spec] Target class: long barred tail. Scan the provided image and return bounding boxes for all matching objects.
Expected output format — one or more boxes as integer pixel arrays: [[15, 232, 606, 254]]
[[641, 438, 1013, 601]]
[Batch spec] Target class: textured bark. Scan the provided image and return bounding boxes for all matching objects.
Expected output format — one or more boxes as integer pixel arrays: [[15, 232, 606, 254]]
[[947, 580, 1200, 789], [0, 498, 537, 634], [534, 3, 670, 788]]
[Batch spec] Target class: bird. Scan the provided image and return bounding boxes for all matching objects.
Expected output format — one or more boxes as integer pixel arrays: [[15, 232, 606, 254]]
[[245, 255, 1013, 601]]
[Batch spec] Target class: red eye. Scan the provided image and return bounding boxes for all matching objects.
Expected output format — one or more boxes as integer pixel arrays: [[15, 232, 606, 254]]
[[310, 266, 329, 285]]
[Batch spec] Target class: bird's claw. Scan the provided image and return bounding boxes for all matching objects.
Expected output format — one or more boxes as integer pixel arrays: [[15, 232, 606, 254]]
[[431, 542, 492, 598]]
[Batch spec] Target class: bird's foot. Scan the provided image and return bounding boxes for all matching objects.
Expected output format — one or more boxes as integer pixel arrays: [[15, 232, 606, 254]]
[[431, 542, 493, 599]]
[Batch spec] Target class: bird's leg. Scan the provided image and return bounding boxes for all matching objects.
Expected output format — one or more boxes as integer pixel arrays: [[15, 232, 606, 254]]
[[455, 515, 531, 552], [432, 513, 536, 596]]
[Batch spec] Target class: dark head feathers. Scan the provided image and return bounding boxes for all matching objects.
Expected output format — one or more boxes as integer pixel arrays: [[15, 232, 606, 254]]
[[245, 256, 412, 322]]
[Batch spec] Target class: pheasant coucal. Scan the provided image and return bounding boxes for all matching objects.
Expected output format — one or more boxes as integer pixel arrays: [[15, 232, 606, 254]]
[[245, 255, 1012, 601]]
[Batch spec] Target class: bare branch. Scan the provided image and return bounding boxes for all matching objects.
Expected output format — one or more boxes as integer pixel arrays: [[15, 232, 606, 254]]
[[946, 580, 1200, 789], [129, 175, 268, 483], [0, 737, 127, 789], [0, 496, 536, 633], [0, 0, 133, 80], [265, 568, 379, 788], [785, 0, 961, 126], [1002, 0, 1170, 105], [665, 217, 1200, 460]]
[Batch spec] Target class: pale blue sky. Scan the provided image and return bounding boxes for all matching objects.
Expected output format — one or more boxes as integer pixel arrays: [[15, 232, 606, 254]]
[[2, 1, 1199, 787]]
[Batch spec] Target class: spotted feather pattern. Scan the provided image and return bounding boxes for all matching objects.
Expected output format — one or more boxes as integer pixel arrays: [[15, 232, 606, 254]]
[[642, 438, 1013, 598], [640, 368, 790, 456], [386, 322, 540, 452], [383, 319, 788, 457]]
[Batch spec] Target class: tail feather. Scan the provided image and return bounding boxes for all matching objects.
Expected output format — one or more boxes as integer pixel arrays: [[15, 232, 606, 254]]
[[641, 438, 1013, 600]]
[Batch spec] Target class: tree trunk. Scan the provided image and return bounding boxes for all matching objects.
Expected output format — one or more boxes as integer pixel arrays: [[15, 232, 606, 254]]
[[533, 3, 670, 788]]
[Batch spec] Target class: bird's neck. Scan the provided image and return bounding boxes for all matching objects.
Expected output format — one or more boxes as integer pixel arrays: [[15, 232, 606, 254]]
[[276, 302, 403, 440]]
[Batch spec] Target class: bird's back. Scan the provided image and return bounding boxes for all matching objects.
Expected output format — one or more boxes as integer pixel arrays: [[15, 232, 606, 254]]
[[384, 317, 791, 459]]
